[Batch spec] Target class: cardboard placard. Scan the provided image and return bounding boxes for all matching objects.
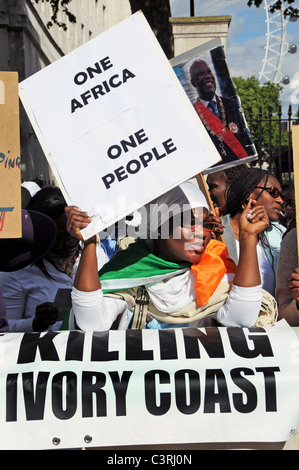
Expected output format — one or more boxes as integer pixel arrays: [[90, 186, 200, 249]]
[[0, 72, 21, 238]]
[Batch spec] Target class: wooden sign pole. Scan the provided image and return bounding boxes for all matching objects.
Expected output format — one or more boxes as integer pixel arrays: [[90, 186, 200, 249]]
[[196, 172, 225, 243]]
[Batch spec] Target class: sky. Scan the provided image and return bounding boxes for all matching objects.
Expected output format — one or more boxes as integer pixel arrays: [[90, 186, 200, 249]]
[[170, 0, 299, 117]]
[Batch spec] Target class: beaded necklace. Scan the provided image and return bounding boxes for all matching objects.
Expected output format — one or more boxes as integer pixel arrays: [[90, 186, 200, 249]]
[[195, 97, 227, 156]]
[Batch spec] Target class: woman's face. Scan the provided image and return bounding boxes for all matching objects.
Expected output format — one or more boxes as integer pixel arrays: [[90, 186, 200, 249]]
[[156, 207, 212, 265], [207, 172, 227, 208], [249, 175, 283, 222]]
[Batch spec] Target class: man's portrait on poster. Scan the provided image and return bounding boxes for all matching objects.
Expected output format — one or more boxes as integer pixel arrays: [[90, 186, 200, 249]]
[[172, 44, 257, 171]]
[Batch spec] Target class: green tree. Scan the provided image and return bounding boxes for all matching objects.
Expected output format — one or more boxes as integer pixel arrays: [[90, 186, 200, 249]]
[[233, 76, 288, 166], [33, 0, 76, 30], [247, 0, 299, 18]]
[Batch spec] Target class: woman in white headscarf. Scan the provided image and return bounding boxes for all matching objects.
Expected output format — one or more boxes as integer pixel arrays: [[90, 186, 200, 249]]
[[63, 181, 275, 331]]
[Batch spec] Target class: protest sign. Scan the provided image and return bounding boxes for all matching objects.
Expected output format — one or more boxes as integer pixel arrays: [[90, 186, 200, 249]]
[[292, 125, 299, 262], [0, 325, 299, 450], [0, 72, 21, 238], [19, 12, 220, 239], [170, 39, 257, 174]]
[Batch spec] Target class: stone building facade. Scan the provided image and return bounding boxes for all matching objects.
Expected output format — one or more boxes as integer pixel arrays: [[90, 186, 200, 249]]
[[0, 0, 131, 183]]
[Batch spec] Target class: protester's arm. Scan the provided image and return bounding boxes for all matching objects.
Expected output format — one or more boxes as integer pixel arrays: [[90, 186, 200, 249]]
[[73, 237, 101, 291], [233, 199, 269, 287], [65, 206, 101, 292], [287, 267, 299, 302], [217, 199, 269, 327], [216, 283, 262, 327], [276, 229, 299, 325], [65, 206, 127, 330], [71, 288, 129, 330]]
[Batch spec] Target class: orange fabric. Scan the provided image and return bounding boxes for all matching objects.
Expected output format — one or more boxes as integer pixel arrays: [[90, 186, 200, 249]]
[[193, 101, 248, 159], [191, 239, 237, 307]]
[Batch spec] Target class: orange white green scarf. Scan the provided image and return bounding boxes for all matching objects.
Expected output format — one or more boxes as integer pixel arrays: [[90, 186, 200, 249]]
[[99, 238, 237, 308]]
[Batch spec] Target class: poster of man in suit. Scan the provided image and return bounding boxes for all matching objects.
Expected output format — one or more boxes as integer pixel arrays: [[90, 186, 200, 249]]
[[170, 39, 257, 173]]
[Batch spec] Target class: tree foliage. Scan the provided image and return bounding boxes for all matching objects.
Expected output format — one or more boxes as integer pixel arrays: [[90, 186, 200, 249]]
[[234, 76, 282, 115], [233, 76, 288, 160], [34, 0, 76, 30], [129, 0, 173, 58], [247, 0, 299, 18]]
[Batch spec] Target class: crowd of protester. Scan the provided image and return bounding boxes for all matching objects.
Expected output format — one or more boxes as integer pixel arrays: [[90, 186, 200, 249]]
[[0, 162, 297, 333]]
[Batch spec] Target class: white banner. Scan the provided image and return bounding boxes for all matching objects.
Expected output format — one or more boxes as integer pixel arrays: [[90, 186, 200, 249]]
[[19, 12, 220, 239], [1, 325, 299, 450]]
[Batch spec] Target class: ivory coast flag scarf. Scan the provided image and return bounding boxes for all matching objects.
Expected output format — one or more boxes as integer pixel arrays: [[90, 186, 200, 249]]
[[99, 238, 237, 307], [98, 238, 190, 292]]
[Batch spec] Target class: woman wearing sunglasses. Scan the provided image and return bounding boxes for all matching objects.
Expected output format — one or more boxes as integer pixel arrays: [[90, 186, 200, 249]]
[[221, 167, 286, 297], [62, 180, 276, 331]]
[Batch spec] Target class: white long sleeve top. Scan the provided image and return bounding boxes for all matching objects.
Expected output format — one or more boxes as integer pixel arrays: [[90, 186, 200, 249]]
[[70, 272, 262, 331], [0, 261, 73, 332]]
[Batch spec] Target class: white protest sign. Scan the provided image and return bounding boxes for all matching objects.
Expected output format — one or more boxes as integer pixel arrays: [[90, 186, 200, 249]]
[[19, 12, 220, 239], [1, 325, 299, 450]]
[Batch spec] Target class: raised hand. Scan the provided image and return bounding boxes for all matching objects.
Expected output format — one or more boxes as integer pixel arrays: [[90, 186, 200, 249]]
[[239, 198, 270, 238], [65, 206, 92, 240], [287, 267, 299, 306], [32, 302, 58, 331]]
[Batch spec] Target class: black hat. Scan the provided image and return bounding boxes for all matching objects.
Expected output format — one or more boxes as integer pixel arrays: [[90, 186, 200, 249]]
[[0, 209, 57, 272]]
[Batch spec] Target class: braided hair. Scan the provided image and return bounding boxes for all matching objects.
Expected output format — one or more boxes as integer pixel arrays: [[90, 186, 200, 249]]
[[225, 167, 269, 217], [225, 167, 283, 272], [224, 164, 249, 187]]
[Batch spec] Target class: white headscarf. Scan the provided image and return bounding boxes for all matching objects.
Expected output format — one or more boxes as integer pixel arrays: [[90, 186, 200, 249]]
[[21, 181, 41, 197], [138, 181, 209, 239]]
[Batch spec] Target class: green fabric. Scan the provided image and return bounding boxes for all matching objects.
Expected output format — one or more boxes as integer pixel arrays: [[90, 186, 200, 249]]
[[60, 239, 190, 331], [98, 238, 190, 292], [60, 310, 72, 330]]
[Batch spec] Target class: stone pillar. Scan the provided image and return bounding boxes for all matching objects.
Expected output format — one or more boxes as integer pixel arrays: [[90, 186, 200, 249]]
[[170, 16, 231, 57]]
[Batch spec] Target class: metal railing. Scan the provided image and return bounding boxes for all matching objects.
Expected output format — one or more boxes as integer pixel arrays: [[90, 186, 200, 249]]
[[248, 104, 299, 187]]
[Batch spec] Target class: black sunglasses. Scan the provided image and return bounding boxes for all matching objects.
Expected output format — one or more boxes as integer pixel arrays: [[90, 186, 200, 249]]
[[255, 186, 283, 200]]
